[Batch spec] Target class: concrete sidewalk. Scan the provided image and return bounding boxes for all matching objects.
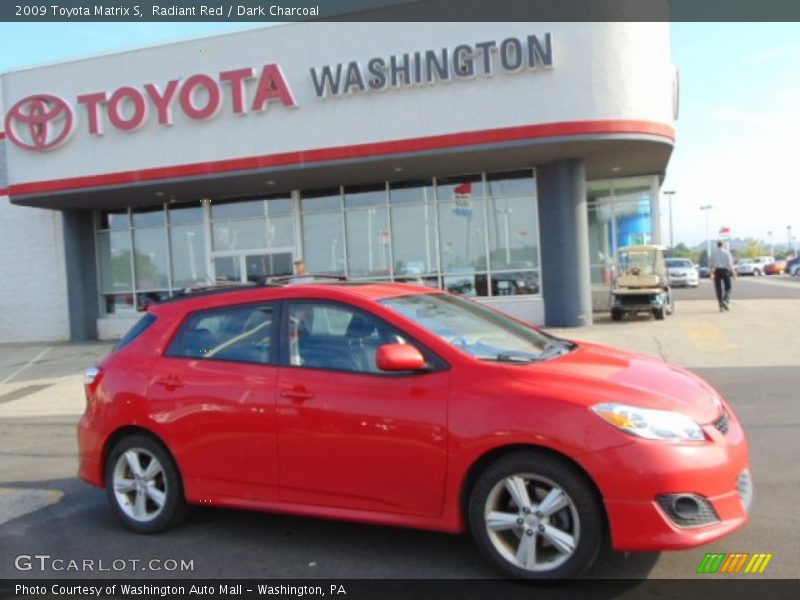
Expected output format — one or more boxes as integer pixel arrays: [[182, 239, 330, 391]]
[[0, 297, 797, 419], [0, 342, 111, 419], [549, 298, 799, 369]]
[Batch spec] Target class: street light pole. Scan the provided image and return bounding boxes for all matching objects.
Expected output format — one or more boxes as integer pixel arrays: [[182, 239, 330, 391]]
[[788, 225, 793, 256], [700, 205, 714, 265], [767, 230, 773, 257], [663, 190, 676, 249]]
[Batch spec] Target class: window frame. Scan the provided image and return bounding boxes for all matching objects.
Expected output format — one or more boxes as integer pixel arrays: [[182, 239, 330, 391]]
[[113, 313, 157, 353], [164, 300, 281, 367], [277, 299, 449, 376]]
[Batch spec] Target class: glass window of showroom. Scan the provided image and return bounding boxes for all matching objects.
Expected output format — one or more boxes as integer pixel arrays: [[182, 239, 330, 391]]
[[586, 175, 660, 286], [94, 170, 542, 314]]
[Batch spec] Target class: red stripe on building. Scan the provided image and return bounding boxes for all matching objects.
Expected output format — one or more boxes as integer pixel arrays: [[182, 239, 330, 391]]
[[8, 120, 675, 197]]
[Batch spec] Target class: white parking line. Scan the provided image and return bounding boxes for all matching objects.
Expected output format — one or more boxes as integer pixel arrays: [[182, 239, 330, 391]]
[[0, 347, 52, 385]]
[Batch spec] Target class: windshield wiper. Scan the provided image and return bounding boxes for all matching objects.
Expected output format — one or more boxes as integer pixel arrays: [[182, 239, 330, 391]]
[[476, 353, 538, 364], [539, 340, 575, 359]]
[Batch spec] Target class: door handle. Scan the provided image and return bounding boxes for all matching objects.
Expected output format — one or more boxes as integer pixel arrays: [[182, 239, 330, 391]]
[[154, 374, 184, 388], [280, 389, 315, 402]]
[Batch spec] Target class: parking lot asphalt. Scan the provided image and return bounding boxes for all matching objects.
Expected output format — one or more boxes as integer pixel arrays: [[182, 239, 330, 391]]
[[0, 275, 798, 580]]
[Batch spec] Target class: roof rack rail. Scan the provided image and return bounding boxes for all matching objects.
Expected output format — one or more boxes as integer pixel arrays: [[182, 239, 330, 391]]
[[258, 274, 348, 286], [155, 282, 257, 304]]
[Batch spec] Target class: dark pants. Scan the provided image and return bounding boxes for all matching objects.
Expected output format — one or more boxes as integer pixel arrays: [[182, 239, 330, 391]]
[[714, 268, 732, 307]]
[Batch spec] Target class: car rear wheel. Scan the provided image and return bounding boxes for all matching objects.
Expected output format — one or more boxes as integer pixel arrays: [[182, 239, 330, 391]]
[[468, 451, 604, 579], [611, 309, 623, 322], [105, 434, 186, 534]]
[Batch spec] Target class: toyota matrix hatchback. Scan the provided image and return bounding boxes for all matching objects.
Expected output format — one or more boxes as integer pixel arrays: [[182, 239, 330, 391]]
[[78, 281, 752, 579]]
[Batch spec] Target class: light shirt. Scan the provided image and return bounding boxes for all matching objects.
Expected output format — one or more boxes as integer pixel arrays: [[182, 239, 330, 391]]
[[709, 247, 734, 270]]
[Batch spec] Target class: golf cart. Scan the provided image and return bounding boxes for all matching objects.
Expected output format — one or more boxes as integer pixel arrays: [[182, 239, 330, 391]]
[[610, 245, 674, 321]]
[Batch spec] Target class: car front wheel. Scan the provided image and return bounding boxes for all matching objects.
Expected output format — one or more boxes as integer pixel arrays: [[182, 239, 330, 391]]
[[468, 451, 604, 579], [105, 434, 187, 534]]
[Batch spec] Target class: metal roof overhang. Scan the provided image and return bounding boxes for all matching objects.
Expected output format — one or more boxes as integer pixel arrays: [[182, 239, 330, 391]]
[[9, 133, 673, 210]]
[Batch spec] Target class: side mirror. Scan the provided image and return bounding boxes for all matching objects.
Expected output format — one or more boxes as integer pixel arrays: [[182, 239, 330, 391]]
[[376, 343, 426, 372]]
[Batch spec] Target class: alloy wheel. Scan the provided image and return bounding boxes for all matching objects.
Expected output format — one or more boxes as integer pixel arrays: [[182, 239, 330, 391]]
[[483, 473, 580, 572], [112, 448, 168, 523]]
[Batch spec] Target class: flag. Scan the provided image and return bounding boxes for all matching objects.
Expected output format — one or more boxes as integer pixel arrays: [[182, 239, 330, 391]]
[[452, 182, 473, 217], [453, 182, 472, 197]]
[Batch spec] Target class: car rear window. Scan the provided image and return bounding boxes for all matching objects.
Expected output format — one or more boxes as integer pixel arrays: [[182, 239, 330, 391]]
[[166, 303, 275, 364], [113, 313, 157, 352]]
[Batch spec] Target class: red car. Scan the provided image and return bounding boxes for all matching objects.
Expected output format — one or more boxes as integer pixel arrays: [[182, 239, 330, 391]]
[[78, 282, 751, 579], [764, 260, 787, 275]]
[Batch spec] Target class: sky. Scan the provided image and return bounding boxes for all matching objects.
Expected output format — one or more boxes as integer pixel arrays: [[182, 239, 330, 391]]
[[664, 23, 800, 248], [0, 22, 798, 249]]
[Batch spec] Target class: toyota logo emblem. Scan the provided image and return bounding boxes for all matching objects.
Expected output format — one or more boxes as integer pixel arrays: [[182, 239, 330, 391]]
[[4, 94, 75, 151]]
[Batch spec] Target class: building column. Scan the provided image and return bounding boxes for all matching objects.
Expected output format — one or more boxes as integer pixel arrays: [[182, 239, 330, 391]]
[[62, 210, 99, 341], [537, 159, 592, 327]]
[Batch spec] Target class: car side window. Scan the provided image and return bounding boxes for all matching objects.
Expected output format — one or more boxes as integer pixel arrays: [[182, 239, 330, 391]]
[[287, 302, 408, 373], [167, 303, 275, 365]]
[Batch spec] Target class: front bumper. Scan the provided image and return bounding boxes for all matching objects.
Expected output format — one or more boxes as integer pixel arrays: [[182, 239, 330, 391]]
[[584, 412, 750, 551], [604, 489, 748, 550], [670, 275, 698, 286]]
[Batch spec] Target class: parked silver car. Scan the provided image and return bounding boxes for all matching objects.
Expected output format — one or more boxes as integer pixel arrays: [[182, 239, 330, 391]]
[[666, 258, 699, 287]]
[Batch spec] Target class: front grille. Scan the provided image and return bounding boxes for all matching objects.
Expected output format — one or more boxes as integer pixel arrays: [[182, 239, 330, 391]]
[[617, 294, 656, 306], [656, 494, 720, 528], [713, 411, 730, 435]]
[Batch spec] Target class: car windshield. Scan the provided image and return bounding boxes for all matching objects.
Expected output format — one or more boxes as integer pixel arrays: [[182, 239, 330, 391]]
[[380, 293, 571, 363], [666, 259, 692, 268]]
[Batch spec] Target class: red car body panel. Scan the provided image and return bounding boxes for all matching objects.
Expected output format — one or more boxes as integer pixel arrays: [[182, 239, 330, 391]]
[[764, 261, 786, 275], [78, 283, 750, 551], [275, 365, 449, 516]]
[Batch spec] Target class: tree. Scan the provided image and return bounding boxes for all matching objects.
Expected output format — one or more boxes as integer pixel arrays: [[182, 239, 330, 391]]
[[738, 238, 767, 259], [669, 243, 700, 264]]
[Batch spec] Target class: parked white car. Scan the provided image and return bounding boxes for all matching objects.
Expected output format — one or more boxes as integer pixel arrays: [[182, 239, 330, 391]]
[[736, 260, 761, 276], [666, 258, 699, 287], [749, 257, 774, 275]]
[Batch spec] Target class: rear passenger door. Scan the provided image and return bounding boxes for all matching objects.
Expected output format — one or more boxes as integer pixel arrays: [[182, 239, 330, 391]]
[[148, 302, 280, 501], [276, 300, 449, 517]]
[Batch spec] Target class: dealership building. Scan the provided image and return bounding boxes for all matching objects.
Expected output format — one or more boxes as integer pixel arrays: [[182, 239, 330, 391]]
[[0, 22, 676, 342]]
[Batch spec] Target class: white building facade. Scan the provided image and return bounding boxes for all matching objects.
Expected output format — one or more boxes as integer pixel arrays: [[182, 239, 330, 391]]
[[0, 22, 676, 342]]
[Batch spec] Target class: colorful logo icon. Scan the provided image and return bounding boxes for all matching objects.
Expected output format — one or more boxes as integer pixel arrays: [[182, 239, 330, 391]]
[[696, 552, 773, 574], [4, 94, 75, 151]]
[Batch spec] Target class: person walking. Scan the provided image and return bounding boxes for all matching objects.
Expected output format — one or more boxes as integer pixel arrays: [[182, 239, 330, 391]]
[[709, 241, 736, 311]]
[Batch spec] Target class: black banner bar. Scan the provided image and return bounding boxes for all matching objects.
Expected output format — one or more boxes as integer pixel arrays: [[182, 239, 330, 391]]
[[2, 579, 800, 600], [3, 0, 800, 22]]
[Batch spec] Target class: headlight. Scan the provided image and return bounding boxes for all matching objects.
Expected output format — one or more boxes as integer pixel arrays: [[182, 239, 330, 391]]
[[592, 402, 705, 442]]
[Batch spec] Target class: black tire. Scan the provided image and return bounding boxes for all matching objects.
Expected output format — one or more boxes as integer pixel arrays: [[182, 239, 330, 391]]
[[610, 309, 623, 322], [105, 434, 187, 534], [467, 451, 605, 580], [653, 307, 665, 320]]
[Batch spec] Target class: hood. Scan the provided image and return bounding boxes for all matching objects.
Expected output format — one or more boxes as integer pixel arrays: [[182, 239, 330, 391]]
[[504, 342, 722, 424]]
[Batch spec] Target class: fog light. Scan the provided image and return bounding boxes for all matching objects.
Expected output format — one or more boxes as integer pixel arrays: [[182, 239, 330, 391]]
[[656, 493, 720, 528], [673, 495, 700, 519]]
